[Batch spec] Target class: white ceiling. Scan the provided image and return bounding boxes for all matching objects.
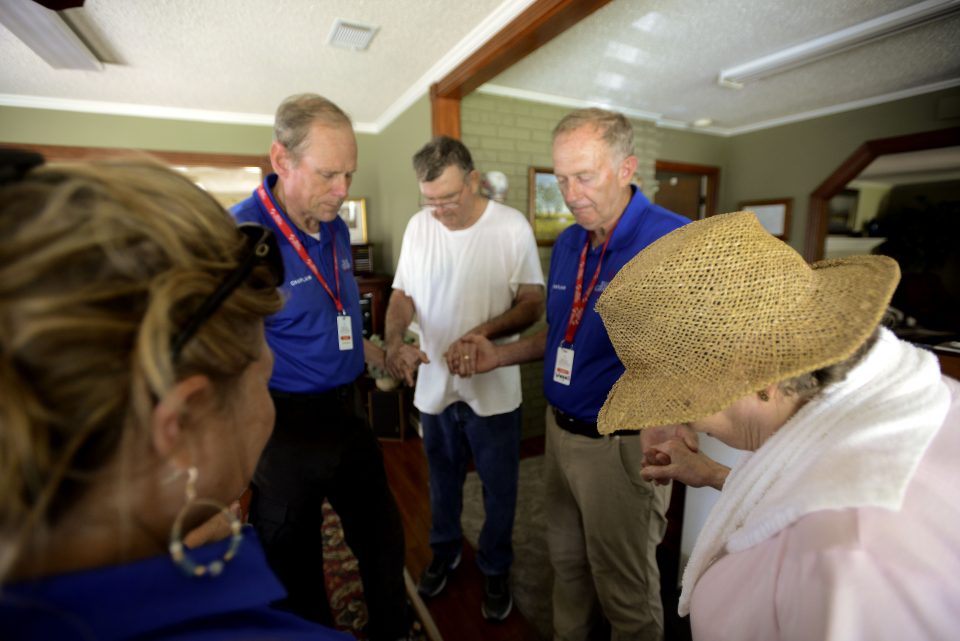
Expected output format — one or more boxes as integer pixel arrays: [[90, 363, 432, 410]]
[[1, 0, 959, 136]]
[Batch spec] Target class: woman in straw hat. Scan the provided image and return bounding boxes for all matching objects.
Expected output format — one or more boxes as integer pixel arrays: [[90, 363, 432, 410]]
[[595, 211, 959, 640], [0, 154, 349, 640]]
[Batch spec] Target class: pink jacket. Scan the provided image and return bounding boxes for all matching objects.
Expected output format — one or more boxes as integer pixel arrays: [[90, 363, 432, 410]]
[[690, 377, 960, 641]]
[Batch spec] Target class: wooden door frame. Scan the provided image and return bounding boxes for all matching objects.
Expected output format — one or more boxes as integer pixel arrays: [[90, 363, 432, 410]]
[[429, 0, 613, 138], [804, 126, 960, 262], [655, 159, 721, 218]]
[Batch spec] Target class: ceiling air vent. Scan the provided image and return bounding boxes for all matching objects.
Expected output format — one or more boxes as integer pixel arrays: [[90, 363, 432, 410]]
[[328, 19, 379, 51]]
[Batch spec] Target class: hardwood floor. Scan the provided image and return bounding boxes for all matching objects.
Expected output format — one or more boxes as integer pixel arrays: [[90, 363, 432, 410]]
[[382, 432, 692, 641], [381, 434, 544, 641]]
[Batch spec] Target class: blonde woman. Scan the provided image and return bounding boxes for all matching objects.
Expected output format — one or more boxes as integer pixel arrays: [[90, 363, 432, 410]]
[[596, 212, 960, 641], [0, 155, 349, 640]]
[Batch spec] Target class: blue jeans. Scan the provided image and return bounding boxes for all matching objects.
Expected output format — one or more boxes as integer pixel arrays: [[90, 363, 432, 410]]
[[420, 402, 522, 576]]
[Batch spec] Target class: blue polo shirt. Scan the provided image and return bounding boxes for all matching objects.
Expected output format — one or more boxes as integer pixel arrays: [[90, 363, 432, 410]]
[[1, 527, 350, 641], [544, 187, 688, 421], [232, 175, 364, 394]]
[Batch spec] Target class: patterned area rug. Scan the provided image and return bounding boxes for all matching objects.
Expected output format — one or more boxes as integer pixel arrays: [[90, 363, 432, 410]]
[[461, 456, 552, 640], [321, 500, 428, 640]]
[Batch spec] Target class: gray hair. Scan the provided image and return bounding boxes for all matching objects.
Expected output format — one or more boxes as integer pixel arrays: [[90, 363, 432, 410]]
[[777, 326, 881, 400], [274, 93, 352, 161], [412, 136, 475, 182], [553, 107, 635, 163]]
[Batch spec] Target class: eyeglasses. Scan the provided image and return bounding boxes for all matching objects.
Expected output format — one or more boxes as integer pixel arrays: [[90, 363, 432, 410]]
[[170, 223, 284, 361], [418, 176, 469, 211]]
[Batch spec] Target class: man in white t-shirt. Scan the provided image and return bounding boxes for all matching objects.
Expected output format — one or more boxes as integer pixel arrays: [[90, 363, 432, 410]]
[[384, 136, 545, 623]]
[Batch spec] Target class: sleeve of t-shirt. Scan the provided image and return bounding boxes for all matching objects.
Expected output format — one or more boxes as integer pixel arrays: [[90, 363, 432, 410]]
[[391, 215, 416, 295]]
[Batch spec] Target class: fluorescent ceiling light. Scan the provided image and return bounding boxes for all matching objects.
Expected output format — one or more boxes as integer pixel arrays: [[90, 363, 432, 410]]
[[0, 0, 103, 70], [718, 0, 960, 88]]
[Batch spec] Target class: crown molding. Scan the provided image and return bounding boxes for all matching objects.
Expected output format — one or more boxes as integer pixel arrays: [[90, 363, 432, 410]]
[[373, 0, 537, 133]]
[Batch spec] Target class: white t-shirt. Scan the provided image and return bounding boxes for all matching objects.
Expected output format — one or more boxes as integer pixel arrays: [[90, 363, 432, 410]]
[[392, 199, 544, 416]]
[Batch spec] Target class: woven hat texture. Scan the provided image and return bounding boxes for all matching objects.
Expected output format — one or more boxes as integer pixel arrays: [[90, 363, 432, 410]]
[[596, 211, 900, 433]]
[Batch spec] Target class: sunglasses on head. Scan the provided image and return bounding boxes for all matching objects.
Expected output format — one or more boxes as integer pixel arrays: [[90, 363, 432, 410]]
[[170, 223, 283, 361]]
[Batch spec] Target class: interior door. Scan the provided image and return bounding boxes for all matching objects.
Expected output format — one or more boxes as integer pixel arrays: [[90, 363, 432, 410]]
[[654, 160, 720, 221]]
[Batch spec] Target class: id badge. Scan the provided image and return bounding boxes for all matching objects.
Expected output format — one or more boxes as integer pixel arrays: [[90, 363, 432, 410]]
[[553, 346, 574, 385], [337, 314, 354, 351]]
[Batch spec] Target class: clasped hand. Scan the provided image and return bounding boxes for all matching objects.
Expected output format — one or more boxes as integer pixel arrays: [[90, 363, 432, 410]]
[[385, 343, 429, 387], [444, 334, 499, 377], [640, 427, 728, 490]]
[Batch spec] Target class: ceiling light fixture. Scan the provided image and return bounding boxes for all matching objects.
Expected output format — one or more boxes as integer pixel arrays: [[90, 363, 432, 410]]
[[718, 0, 960, 89], [0, 0, 103, 71], [328, 19, 379, 51]]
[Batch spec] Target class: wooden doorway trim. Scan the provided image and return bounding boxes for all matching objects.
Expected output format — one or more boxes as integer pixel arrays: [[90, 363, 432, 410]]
[[655, 159, 721, 218], [430, 0, 613, 138], [804, 126, 960, 262], [0, 142, 272, 176]]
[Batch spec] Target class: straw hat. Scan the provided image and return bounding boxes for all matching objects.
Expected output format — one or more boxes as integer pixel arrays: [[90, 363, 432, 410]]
[[596, 211, 900, 433]]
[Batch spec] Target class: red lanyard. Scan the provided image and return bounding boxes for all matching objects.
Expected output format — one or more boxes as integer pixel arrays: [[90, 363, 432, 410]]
[[563, 221, 620, 345], [257, 184, 344, 313]]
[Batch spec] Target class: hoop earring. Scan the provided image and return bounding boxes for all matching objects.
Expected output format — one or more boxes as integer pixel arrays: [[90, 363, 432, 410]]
[[168, 466, 243, 577], [758, 390, 770, 402]]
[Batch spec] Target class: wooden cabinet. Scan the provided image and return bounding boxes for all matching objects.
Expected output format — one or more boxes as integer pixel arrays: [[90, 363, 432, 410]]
[[355, 273, 391, 339]]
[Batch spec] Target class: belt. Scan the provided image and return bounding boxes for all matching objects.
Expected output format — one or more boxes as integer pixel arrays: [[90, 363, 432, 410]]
[[552, 407, 638, 439], [271, 383, 354, 404]]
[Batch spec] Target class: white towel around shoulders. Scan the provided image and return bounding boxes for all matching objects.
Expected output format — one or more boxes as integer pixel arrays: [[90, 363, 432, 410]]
[[678, 328, 951, 616]]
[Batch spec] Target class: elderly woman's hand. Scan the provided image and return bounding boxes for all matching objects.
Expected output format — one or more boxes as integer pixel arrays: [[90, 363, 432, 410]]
[[640, 424, 699, 456], [641, 438, 730, 490]]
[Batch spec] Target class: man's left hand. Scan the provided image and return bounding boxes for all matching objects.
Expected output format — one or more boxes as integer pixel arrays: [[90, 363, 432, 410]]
[[444, 335, 481, 377]]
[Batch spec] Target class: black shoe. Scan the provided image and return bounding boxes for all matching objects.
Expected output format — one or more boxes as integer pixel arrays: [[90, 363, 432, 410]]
[[481, 573, 512, 621], [417, 551, 462, 598]]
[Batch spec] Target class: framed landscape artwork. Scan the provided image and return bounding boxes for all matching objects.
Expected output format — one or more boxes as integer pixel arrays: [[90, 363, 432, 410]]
[[339, 197, 368, 245], [528, 166, 574, 246]]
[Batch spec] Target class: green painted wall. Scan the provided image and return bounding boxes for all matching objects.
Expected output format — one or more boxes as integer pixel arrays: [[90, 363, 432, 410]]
[[366, 94, 432, 272], [723, 87, 960, 250], [659, 127, 728, 168], [0, 105, 273, 153]]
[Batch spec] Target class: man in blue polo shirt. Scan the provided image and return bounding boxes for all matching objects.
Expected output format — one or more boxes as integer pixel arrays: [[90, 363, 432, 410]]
[[232, 94, 407, 641], [464, 108, 691, 640]]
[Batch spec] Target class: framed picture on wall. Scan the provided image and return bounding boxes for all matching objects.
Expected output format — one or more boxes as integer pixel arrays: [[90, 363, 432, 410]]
[[339, 197, 368, 245], [736, 198, 793, 241], [528, 166, 574, 246]]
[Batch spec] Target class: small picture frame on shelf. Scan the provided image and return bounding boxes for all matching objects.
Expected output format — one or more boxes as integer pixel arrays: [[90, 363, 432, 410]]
[[339, 197, 368, 245]]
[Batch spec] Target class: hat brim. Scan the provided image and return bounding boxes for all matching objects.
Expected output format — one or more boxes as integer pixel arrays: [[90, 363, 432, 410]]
[[597, 254, 899, 433]]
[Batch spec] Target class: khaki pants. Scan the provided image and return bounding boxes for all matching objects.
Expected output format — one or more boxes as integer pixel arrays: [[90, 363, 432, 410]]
[[545, 407, 671, 641]]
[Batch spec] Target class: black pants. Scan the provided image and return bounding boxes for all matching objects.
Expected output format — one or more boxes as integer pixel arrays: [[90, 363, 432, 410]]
[[249, 385, 407, 640]]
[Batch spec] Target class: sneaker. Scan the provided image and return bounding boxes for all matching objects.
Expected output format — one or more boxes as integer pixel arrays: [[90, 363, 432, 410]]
[[417, 551, 462, 597], [481, 573, 513, 621]]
